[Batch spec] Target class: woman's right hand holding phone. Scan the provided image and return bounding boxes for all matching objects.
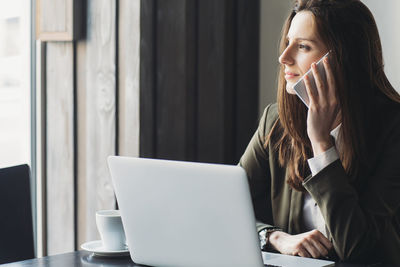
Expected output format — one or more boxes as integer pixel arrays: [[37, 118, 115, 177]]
[[304, 56, 341, 157]]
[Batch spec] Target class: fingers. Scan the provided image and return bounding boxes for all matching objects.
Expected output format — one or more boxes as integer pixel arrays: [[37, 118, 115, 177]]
[[315, 230, 333, 251], [309, 236, 329, 257], [297, 247, 311, 258], [296, 230, 333, 259], [323, 56, 336, 100], [322, 56, 339, 125], [309, 230, 333, 257], [311, 62, 327, 100], [307, 55, 335, 109], [304, 75, 316, 108], [276, 230, 333, 259], [301, 239, 321, 258]]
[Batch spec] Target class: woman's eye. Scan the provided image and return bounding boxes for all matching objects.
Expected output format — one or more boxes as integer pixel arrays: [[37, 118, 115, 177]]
[[299, 44, 311, 51]]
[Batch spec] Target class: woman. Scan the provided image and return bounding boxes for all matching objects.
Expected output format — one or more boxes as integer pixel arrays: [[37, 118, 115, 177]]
[[239, 0, 400, 264]]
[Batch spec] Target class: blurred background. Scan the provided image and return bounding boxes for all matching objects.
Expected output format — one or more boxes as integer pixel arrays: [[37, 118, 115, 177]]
[[0, 0, 398, 258], [0, 0, 31, 169]]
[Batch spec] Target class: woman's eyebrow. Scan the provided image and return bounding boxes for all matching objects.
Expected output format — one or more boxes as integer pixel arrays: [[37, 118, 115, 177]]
[[286, 36, 317, 43]]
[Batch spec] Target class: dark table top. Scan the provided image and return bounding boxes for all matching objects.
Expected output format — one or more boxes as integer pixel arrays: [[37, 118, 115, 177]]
[[1, 251, 136, 267], [0, 250, 391, 267]]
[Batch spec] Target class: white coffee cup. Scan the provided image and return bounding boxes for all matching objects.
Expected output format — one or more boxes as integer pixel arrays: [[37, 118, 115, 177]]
[[96, 210, 127, 251]]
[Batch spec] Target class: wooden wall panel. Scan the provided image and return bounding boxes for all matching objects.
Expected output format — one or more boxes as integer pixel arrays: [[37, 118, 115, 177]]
[[81, 0, 117, 242], [76, 40, 88, 247], [156, 0, 196, 161], [36, 41, 47, 257], [39, 0, 69, 33], [118, 0, 140, 157], [183, 0, 198, 162], [140, 0, 197, 161], [197, 0, 234, 164], [37, 0, 84, 41], [139, 0, 259, 165], [46, 42, 75, 255], [140, 0, 156, 158], [39, 0, 259, 253], [235, 0, 260, 161]]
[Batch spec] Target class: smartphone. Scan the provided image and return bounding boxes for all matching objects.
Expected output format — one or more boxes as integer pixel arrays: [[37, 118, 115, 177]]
[[292, 51, 330, 108]]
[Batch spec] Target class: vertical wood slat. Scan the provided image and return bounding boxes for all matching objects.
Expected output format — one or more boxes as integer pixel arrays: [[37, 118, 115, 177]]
[[118, 0, 140, 157], [46, 42, 75, 255], [156, 0, 186, 160], [184, 0, 198, 162], [223, 0, 235, 164], [235, 0, 260, 161], [197, 0, 233, 164], [140, 0, 197, 161], [84, 0, 117, 242], [39, 0, 69, 33], [76, 40, 88, 248], [156, 0, 196, 161], [140, 0, 156, 158], [76, 0, 88, 248], [36, 41, 47, 257]]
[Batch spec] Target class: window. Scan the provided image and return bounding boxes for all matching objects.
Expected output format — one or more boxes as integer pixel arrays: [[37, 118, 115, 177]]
[[0, 0, 32, 168]]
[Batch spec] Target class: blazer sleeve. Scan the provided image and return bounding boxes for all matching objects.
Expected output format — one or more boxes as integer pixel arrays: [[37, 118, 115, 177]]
[[303, 115, 400, 262], [239, 104, 280, 233]]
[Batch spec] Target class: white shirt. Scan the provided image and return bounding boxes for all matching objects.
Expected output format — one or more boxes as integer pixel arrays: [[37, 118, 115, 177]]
[[302, 124, 342, 237]]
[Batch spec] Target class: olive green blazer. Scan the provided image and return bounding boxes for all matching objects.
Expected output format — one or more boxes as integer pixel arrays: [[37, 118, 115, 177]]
[[239, 101, 400, 265]]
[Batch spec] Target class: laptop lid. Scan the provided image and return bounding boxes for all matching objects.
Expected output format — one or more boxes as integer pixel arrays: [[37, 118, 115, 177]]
[[108, 156, 264, 267]]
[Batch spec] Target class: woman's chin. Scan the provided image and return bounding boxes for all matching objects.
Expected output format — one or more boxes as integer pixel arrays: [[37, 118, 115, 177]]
[[285, 84, 297, 95]]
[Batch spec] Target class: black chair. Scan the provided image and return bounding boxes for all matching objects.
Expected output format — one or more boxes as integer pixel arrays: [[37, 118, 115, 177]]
[[0, 164, 34, 264]]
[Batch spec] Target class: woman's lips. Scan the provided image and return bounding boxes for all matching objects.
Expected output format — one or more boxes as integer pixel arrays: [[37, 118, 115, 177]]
[[285, 72, 300, 80]]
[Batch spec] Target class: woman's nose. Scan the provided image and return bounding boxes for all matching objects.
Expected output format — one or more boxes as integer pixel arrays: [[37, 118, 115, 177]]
[[279, 47, 294, 66]]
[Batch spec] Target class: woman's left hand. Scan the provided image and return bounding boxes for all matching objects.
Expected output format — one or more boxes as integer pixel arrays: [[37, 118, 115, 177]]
[[304, 56, 341, 156]]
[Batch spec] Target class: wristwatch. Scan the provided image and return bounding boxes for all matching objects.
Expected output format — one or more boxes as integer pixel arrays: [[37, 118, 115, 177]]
[[258, 227, 281, 250]]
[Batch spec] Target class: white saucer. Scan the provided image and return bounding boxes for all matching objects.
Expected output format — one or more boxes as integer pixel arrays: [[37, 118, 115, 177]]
[[80, 240, 130, 257]]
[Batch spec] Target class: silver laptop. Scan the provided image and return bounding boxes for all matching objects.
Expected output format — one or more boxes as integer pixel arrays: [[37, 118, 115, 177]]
[[108, 156, 335, 267]]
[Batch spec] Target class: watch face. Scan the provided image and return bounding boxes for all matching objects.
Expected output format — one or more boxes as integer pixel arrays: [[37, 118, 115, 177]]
[[259, 229, 268, 249]]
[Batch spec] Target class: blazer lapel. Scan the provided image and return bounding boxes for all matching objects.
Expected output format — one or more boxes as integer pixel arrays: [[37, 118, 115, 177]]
[[288, 187, 304, 234]]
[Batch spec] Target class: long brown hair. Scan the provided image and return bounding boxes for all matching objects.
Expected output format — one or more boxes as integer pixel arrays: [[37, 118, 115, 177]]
[[267, 0, 400, 191]]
